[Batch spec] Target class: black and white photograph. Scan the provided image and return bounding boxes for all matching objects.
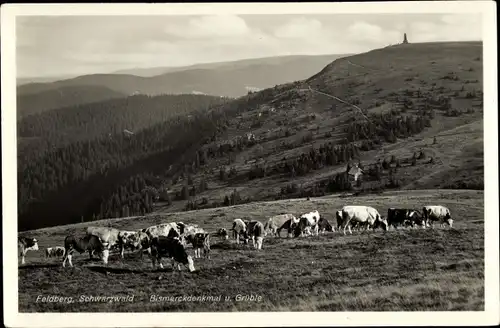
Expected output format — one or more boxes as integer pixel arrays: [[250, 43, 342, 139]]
[[2, 2, 499, 327]]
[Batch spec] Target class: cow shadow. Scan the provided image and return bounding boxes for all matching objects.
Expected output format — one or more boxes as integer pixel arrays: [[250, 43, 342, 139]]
[[18, 263, 60, 270], [85, 265, 146, 275]]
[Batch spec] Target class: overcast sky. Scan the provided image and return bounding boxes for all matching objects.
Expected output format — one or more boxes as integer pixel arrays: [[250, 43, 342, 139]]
[[16, 13, 482, 78]]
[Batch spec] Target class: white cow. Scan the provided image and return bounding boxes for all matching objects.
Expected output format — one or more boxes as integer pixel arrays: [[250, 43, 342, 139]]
[[294, 210, 321, 237], [422, 205, 453, 228], [263, 214, 297, 237], [231, 219, 247, 244], [339, 206, 388, 235]]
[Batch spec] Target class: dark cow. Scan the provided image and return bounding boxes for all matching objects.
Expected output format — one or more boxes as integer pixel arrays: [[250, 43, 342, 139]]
[[277, 217, 300, 238], [335, 210, 344, 231], [63, 234, 105, 267], [318, 217, 334, 234], [184, 233, 211, 259], [18, 236, 39, 265], [387, 208, 425, 229], [150, 236, 196, 272], [246, 220, 265, 250]]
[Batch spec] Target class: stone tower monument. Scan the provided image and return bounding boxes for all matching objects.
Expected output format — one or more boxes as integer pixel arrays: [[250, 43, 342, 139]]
[[403, 33, 409, 44]]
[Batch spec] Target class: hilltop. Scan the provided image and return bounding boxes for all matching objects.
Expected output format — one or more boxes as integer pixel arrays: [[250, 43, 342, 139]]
[[17, 41, 483, 231], [17, 54, 349, 99], [157, 41, 483, 212]]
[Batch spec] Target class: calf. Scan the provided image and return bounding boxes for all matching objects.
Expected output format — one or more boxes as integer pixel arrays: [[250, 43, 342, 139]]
[[318, 217, 334, 234], [184, 233, 211, 259], [422, 205, 454, 228], [45, 246, 65, 258], [18, 236, 39, 265], [215, 228, 229, 240], [63, 234, 105, 267], [150, 236, 196, 272], [246, 220, 265, 250]]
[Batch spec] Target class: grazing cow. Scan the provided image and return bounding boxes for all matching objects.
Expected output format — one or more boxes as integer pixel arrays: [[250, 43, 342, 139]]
[[215, 228, 229, 240], [143, 223, 180, 239], [294, 210, 321, 237], [45, 246, 65, 258], [184, 233, 211, 259], [86, 226, 120, 260], [277, 216, 301, 238], [117, 230, 150, 259], [422, 205, 453, 228], [18, 236, 39, 265], [63, 234, 105, 267], [340, 206, 388, 235], [336, 211, 367, 232], [150, 236, 195, 272], [318, 217, 334, 234], [231, 219, 248, 244], [387, 208, 426, 229], [264, 214, 297, 237], [246, 220, 265, 250]]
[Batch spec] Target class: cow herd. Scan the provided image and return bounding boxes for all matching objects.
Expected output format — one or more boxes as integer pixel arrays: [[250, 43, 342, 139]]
[[17, 205, 454, 272]]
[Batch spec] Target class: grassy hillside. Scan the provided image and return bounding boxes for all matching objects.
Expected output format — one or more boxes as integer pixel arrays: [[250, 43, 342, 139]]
[[18, 190, 484, 312], [17, 54, 349, 98], [17, 85, 126, 118], [157, 41, 483, 213]]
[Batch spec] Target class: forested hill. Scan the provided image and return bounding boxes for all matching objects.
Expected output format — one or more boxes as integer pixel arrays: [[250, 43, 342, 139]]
[[18, 94, 230, 165], [18, 42, 483, 231], [17, 85, 126, 118], [17, 94, 263, 231]]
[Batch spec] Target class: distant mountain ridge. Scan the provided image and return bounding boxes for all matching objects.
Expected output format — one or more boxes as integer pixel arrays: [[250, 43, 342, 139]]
[[17, 53, 350, 99], [110, 54, 353, 76]]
